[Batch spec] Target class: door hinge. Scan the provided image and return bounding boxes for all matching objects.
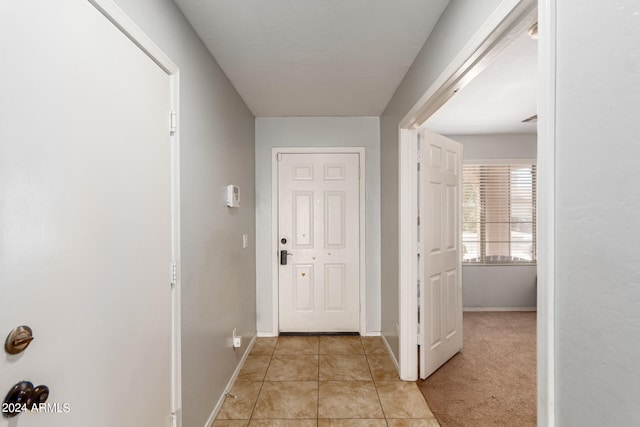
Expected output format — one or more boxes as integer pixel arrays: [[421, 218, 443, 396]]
[[417, 333, 423, 346], [170, 412, 177, 427], [170, 263, 177, 287], [416, 242, 422, 255], [417, 150, 423, 162], [170, 111, 177, 134], [276, 152, 283, 161]]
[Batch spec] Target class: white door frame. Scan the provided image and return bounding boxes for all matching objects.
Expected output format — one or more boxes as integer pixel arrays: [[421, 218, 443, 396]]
[[272, 147, 367, 336], [397, 0, 555, 425], [88, 1, 183, 425]]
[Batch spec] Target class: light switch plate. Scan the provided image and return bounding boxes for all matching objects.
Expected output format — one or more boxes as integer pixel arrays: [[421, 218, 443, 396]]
[[242, 234, 248, 248]]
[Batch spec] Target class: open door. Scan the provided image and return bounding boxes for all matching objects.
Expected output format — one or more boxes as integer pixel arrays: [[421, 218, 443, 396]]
[[418, 128, 463, 379]]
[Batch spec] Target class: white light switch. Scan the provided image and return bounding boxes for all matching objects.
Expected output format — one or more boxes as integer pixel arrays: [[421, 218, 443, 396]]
[[242, 234, 248, 248]]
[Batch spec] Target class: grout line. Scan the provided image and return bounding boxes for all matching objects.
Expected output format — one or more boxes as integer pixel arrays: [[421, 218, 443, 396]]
[[362, 337, 375, 381], [247, 338, 277, 421], [364, 337, 392, 426]]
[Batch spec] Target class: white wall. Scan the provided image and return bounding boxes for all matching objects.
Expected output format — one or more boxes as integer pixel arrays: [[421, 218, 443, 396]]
[[448, 134, 537, 309], [112, 1, 256, 426], [255, 117, 381, 334], [380, 0, 503, 359], [450, 133, 537, 160], [554, 1, 640, 425]]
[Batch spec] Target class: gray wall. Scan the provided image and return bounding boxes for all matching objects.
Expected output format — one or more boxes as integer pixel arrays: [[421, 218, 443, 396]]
[[113, 1, 256, 426], [255, 117, 381, 334], [555, 1, 640, 425], [380, 0, 502, 359], [463, 265, 536, 308], [448, 134, 537, 309]]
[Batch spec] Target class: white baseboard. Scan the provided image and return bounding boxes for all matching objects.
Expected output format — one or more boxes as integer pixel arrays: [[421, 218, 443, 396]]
[[380, 334, 400, 374], [203, 335, 257, 427], [258, 331, 381, 337], [463, 306, 537, 312]]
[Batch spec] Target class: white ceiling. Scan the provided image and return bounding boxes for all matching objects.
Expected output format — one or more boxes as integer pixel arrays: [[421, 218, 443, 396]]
[[426, 30, 538, 135], [174, 0, 449, 117]]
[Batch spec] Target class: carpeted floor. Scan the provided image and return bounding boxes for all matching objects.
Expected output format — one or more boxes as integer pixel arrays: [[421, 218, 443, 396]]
[[417, 311, 536, 427]]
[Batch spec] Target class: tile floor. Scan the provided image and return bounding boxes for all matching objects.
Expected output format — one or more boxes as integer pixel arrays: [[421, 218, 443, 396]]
[[212, 336, 439, 427]]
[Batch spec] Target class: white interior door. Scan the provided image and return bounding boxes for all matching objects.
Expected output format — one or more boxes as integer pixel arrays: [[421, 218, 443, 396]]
[[277, 152, 360, 332], [0, 2, 173, 426], [419, 128, 463, 379]]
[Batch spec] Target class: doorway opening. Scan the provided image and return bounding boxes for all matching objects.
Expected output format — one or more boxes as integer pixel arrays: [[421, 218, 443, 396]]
[[271, 147, 367, 336], [397, 0, 551, 424]]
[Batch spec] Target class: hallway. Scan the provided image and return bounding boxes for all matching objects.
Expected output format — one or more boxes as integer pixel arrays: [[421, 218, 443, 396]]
[[213, 336, 438, 426]]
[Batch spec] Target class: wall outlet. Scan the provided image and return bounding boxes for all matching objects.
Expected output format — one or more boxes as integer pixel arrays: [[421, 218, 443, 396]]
[[232, 327, 241, 349]]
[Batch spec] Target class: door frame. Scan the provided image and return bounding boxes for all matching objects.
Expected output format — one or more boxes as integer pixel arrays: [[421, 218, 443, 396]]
[[88, 1, 183, 425], [397, 0, 555, 425], [272, 147, 367, 336]]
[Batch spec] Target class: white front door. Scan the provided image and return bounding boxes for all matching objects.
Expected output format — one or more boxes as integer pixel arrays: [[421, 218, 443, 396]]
[[0, 2, 173, 426], [419, 129, 463, 379], [277, 153, 360, 332]]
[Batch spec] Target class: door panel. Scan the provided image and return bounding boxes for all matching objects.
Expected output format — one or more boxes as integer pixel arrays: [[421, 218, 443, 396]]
[[419, 129, 463, 379], [293, 265, 314, 311], [325, 264, 347, 310], [293, 192, 314, 248], [0, 1, 172, 425], [278, 153, 360, 332], [325, 192, 346, 247]]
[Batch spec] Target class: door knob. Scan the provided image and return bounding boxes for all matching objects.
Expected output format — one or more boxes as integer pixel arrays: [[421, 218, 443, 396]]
[[29, 385, 50, 408], [2, 381, 33, 418], [2, 382, 50, 418], [280, 250, 293, 265]]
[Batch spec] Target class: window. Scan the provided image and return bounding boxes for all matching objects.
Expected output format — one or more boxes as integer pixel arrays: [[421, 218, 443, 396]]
[[462, 163, 536, 263]]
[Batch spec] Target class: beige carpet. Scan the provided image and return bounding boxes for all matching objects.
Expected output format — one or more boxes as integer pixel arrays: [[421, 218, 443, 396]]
[[418, 311, 536, 427]]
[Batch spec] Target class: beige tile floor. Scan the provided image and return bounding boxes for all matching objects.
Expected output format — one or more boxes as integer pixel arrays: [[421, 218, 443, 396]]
[[212, 336, 439, 427]]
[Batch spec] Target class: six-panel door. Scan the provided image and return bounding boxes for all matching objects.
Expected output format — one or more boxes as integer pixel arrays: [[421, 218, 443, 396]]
[[419, 129, 463, 379], [278, 153, 360, 332]]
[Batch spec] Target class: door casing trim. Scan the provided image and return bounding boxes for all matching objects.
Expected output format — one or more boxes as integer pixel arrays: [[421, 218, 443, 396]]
[[398, 0, 537, 380], [397, 1, 554, 425], [88, 1, 182, 424], [271, 147, 367, 336]]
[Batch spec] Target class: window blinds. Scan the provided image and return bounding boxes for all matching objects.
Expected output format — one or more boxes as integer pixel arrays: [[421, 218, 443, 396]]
[[462, 164, 537, 263]]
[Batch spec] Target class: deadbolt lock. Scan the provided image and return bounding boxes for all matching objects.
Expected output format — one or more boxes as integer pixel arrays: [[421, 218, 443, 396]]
[[5, 325, 34, 355]]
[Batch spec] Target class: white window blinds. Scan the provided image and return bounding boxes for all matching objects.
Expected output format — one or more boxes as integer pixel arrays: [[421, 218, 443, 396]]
[[462, 164, 537, 263]]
